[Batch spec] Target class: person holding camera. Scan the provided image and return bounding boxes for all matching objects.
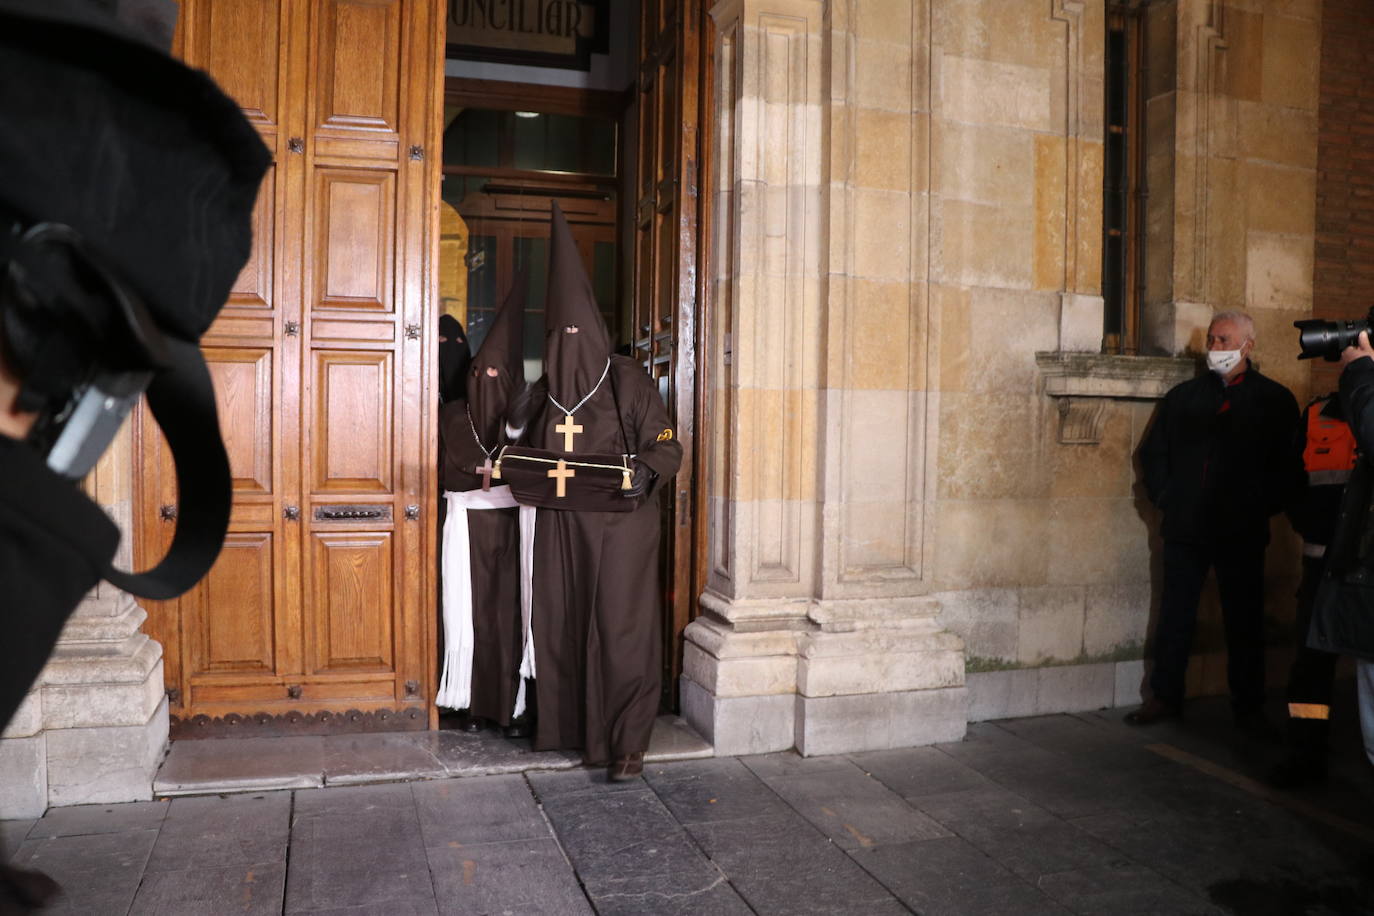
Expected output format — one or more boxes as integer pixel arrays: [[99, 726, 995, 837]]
[[1269, 390, 1358, 787], [1130, 311, 1301, 731], [1298, 329, 1374, 772]]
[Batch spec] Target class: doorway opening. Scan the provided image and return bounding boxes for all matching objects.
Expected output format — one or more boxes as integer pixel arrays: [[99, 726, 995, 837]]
[[437, 0, 710, 731]]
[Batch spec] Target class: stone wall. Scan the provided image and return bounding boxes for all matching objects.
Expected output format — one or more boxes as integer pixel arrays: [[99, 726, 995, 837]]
[[687, 0, 1326, 744], [937, 0, 1320, 718], [1311, 0, 1374, 397]]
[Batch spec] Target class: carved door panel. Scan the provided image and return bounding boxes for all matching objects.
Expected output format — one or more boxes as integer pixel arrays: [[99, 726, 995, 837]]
[[634, 0, 703, 708], [298, 0, 427, 712], [135, 0, 440, 733]]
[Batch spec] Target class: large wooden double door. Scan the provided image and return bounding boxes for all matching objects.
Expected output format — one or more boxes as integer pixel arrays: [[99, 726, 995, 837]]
[[136, 0, 444, 734]]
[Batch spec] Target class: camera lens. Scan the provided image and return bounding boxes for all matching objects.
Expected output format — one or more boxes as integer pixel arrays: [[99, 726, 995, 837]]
[[1295, 318, 1366, 362]]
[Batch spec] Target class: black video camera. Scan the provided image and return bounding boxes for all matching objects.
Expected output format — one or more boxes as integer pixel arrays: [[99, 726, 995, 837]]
[[1294, 307, 1374, 361]]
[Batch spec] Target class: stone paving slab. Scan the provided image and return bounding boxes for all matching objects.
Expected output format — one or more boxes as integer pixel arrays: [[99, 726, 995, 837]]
[[587, 878, 752, 916], [956, 817, 1130, 885], [1036, 864, 1223, 916], [743, 754, 951, 850], [128, 862, 286, 916], [851, 836, 1071, 916], [425, 839, 592, 916], [848, 745, 994, 798], [144, 793, 290, 873], [412, 774, 551, 847], [0, 819, 32, 861], [25, 799, 168, 838], [686, 812, 909, 915], [285, 784, 435, 914], [536, 784, 727, 899], [11, 830, 158, 915], [643, 757, 793, 825]]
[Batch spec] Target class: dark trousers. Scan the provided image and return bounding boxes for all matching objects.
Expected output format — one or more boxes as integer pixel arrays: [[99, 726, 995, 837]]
[[1150, 537, 1267, 711], [1284, 554, 1339, 753]]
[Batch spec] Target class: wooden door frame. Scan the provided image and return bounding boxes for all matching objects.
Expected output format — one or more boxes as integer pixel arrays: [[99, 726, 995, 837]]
[[629, 0, 712, 712]]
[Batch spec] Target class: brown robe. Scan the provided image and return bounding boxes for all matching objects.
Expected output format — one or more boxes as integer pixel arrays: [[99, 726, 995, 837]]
[[528, 356, 683, 762], [438, 399, 523, 726]]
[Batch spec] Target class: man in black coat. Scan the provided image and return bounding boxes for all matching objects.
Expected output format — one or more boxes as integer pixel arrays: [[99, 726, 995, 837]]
[[1130, 311, 1301, 728]]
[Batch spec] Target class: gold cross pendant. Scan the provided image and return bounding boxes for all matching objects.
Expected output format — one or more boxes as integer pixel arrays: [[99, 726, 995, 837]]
[[555, 413, 583, 452], [548, 458, 576, 498]]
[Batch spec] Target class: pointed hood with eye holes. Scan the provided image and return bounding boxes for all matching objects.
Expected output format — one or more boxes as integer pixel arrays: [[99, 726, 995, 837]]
[[467, 272, 526, 447], [437, 313, 470, 403], [543, 200, 611, 410]]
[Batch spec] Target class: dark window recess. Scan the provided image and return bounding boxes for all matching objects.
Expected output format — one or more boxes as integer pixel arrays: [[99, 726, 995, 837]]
[[1103, 4, 1146, 355], [443, 106, 617, 176], [439, 87, 622, 367]]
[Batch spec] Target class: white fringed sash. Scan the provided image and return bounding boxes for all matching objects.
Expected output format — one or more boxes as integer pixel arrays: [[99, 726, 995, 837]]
[[437, 486, 536, 717]]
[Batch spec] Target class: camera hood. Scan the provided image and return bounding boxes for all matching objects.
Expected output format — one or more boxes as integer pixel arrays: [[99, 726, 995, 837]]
[[0, 0, 270, 599]]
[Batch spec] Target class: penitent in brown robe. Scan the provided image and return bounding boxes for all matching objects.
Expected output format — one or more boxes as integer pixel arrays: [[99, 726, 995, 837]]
[[527, 203, 683, 764], [436, 278, 525, 726]]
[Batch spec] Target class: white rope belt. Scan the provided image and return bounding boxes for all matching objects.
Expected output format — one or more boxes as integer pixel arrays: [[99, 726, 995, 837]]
[[438, 486, 536, 718]]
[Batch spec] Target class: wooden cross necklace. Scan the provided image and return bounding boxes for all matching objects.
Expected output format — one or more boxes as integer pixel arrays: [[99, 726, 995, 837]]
[[466, 405, 497, 491], [547, 359, 610, 452]]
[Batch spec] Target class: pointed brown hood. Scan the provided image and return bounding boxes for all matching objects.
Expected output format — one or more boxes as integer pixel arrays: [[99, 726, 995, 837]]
[[437, 313, 470, 403], [544, 200, 611, 409], [467, 273, 526, 446]]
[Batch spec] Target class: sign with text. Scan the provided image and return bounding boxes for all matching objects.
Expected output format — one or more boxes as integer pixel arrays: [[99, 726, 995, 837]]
[[446, 0, 608, 70]]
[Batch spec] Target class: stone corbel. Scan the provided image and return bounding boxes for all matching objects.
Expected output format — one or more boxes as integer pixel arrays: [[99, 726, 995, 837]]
[[1036, 351, 1197, 445], [1055, 396, 1109, 444]]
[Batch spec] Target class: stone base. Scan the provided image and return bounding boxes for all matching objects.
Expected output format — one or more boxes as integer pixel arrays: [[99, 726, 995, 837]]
[[681, 676, 795, 757], [46, 696, 168, 808], [0, 734, 47, 820], [794, 686, 966, 757]]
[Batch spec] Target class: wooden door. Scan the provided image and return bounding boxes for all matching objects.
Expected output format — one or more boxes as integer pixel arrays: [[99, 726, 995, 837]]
[[633, 0, 705, 709], [135, 0, 443, 736]]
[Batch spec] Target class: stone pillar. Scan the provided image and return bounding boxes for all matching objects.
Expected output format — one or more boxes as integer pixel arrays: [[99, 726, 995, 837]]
[[0, 423, 167, 818], [684, 0, 966, 757]]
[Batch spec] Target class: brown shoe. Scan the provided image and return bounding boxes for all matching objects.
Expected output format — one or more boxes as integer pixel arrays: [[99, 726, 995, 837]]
[[1123, 698, 1180, 726], [608, 752, 645, 782]]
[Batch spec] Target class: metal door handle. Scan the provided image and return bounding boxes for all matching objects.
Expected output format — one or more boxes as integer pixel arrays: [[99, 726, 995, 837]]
[[316, 506, 390, 521]]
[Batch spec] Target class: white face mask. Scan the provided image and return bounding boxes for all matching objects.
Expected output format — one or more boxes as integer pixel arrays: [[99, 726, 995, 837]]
[[1207, 349, 1243, 376]]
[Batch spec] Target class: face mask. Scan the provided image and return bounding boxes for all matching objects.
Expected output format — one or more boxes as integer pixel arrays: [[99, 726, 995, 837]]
[[1207, 349, 1243, 376]]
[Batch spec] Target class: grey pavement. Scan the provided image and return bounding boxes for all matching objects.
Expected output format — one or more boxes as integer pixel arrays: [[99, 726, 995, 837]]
[[5, 697, 1374, 915]]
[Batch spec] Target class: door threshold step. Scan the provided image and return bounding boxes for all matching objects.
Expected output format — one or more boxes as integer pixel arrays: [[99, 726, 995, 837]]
[[153, 715, 711, 797]]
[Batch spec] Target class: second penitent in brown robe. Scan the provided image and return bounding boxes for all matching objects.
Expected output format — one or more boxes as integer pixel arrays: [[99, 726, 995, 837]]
[[436, 278, 529, 726], [526, 203, 683, 764]]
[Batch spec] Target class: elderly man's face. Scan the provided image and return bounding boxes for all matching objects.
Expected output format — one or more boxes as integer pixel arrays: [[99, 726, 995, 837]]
[[1207, 319, 1251, 355]]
